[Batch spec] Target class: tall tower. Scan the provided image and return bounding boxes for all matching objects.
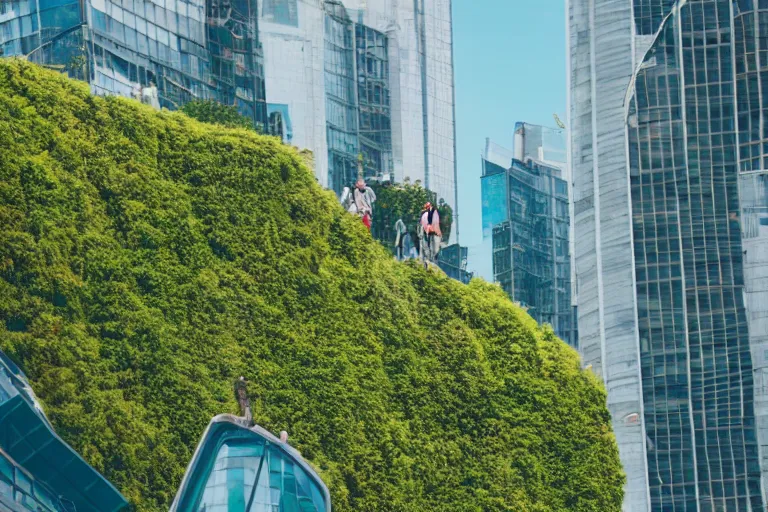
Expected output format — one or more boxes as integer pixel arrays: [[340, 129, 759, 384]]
[[257, 0, 458, 241], [568, 0, 768, 510]]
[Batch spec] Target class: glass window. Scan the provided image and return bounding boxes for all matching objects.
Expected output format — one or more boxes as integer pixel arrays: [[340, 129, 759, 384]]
[[15, 467, 31, 493], [175, 423, 329, 512], [33, 482, 60, 511], [0, 452, 13, 484]]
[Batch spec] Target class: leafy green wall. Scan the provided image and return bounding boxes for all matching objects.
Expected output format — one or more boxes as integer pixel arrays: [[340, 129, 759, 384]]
[[0, 60, 624, 511], [180, 99, 258, 132]]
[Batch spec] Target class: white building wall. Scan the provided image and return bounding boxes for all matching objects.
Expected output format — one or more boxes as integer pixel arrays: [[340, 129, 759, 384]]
[[423, 0, 457, 242], [741, 171, 768, 497], [568, 0, 650, 510], [259, 0, 456, 222], [394, 5, 428, 187], [260, 1, 329, 187]]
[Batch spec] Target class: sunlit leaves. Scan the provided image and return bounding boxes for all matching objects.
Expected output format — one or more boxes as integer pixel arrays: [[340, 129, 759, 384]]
[[0, 61, 623, 512]]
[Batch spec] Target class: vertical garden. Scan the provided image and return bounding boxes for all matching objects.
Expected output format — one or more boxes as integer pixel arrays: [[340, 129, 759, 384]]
[[0, 61, 624, 511]]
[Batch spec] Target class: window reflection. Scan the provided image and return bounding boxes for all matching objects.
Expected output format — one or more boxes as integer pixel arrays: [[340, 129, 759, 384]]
[[175, 421, 329, 512]]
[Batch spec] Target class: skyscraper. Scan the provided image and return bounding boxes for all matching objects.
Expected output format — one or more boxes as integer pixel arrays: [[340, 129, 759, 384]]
[[0, 0, 268, 129], [480, 126, 577, 348], [568, 0, 768, 509], [258, 0, 458, 239]]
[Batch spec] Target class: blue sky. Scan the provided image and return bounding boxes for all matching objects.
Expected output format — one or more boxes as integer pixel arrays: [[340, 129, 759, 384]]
[[453, 0, 567, 249]]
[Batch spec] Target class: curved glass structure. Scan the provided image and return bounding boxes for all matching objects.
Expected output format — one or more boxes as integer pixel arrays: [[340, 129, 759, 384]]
[[0, 350, 128, 512], [171, 415, 331, 512], [627, 2, 764, 508]]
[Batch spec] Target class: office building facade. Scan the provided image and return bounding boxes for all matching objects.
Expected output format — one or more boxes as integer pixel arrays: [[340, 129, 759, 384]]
[[568, 0, 768, 509], [1, 0, 271, 133], [437, 243, 473, 285], [481, 131, 577, 348], [258, 0, 458, 240]]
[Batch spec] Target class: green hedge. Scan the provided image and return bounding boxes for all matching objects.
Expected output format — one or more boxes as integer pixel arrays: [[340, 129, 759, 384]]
[[180, 99, 258, 132], [0, 60, 624, 511]]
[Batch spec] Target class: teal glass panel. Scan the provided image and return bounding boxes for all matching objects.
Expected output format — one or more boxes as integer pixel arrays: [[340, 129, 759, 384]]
[[0, 351, 128, 512], [480, 171, 508, 237], [33, 482, 61, 511], [16, 470, 32, 493], [0, 453, 13, 483], [198, 439, 263, 509]]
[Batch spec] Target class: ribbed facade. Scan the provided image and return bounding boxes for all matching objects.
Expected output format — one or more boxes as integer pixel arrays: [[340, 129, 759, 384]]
[[569, 0, 768, 510], [258, 0, 458, 239]]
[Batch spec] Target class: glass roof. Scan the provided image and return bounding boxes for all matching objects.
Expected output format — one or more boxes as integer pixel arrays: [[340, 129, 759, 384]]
[[171, 415, 331, 512], [0, 350, 128, 512]]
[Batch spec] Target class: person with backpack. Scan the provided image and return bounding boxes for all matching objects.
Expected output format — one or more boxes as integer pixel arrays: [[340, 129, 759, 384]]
[[419, 202, 442, 268], [353, 179, 376, 231]]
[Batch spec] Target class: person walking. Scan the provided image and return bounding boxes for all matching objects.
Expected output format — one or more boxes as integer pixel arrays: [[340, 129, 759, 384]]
[[353, 179, 376, 231], [419, 202, 442, 268], [394, 219, 407, 261]]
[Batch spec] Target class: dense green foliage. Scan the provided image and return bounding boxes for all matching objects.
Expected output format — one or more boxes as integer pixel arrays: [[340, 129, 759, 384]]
[[180, 98, 257, 131], [0, 60, 624, 511], [370, 182, 453, 252]]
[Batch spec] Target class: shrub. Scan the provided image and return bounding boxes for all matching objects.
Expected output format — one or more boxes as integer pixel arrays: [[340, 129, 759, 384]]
[[180, 98, 257, 131], [0, 60, 624, 512]]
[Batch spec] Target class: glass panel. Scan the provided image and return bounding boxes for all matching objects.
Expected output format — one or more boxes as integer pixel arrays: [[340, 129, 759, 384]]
[[0, 453, 14, 484], [179, 423, 328, 512], [262, 0, 298, 27], [15, 468, 32, 493]]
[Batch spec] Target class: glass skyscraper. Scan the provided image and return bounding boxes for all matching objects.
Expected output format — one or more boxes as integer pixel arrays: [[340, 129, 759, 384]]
[[258, 0, 459, 241], [569, 0, 768, 509], [481, 142, 576, 349], [0, 0, 268, 130]]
